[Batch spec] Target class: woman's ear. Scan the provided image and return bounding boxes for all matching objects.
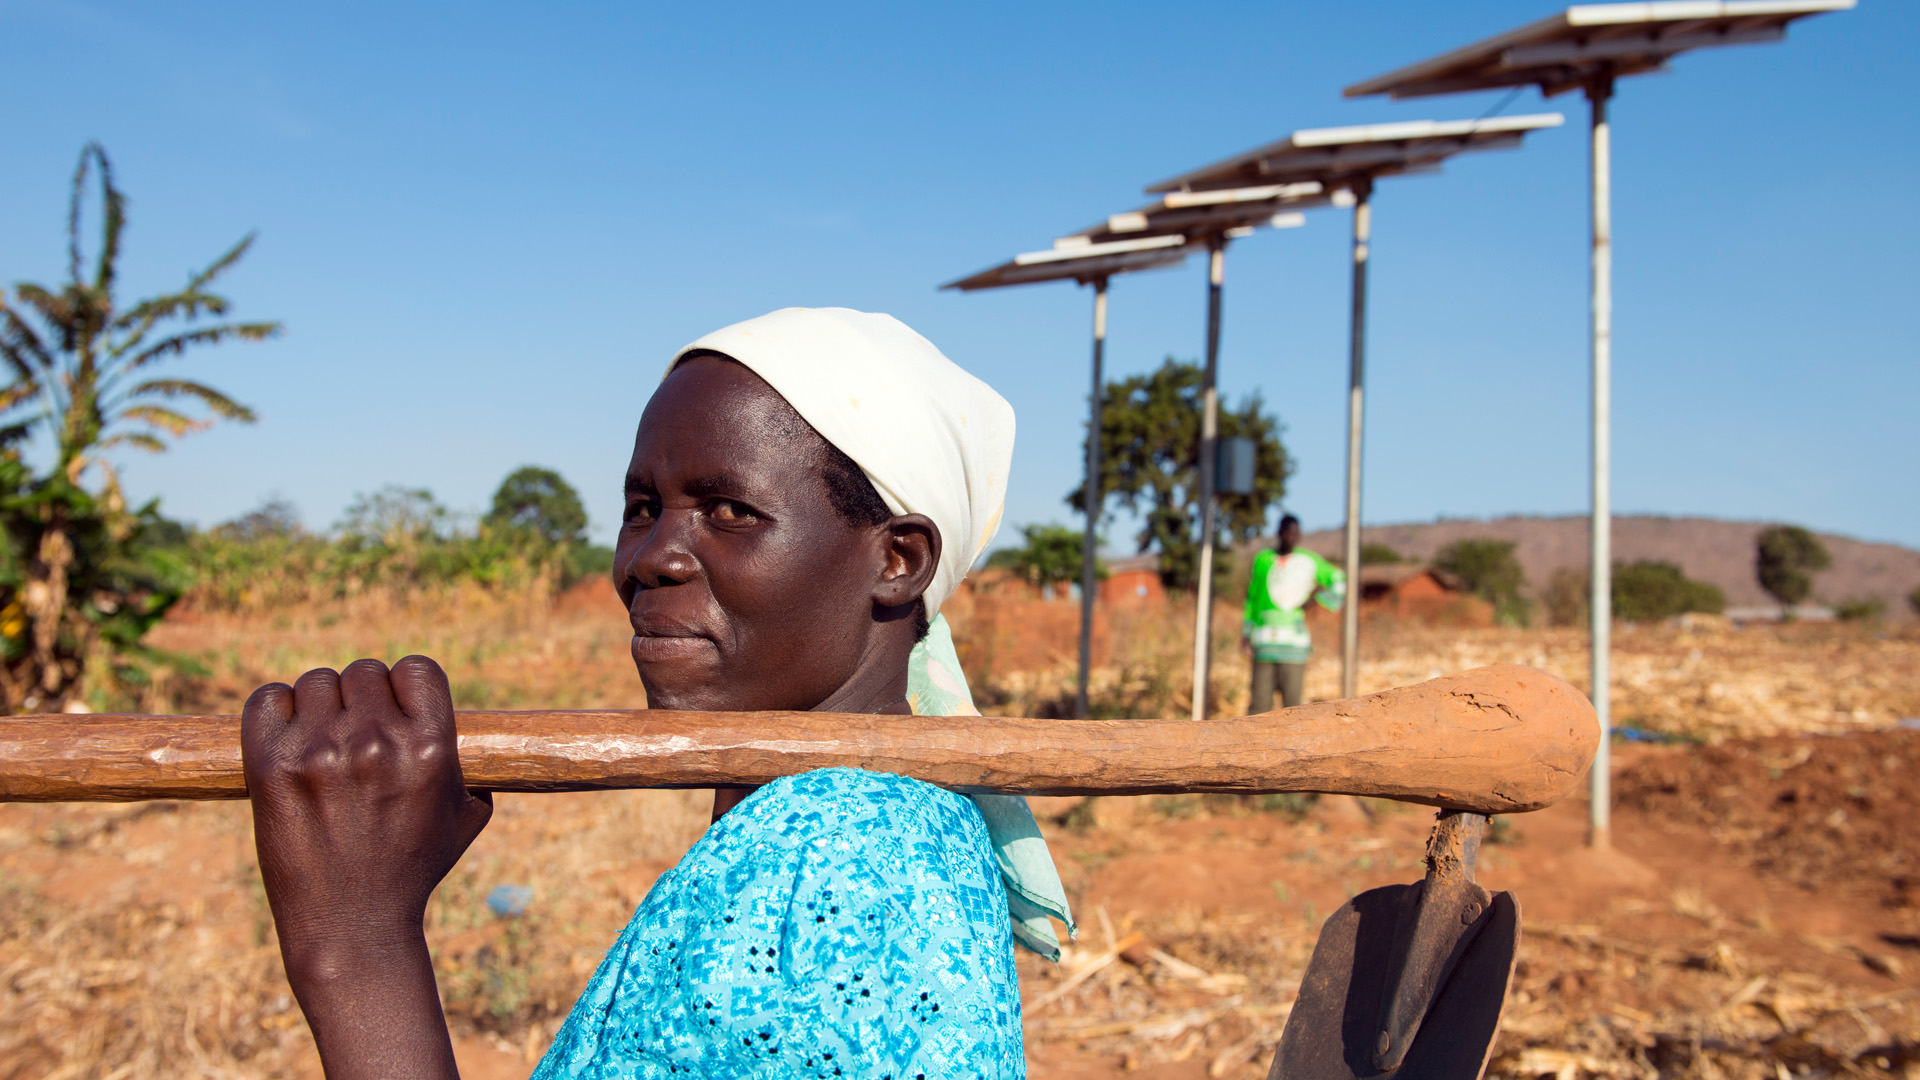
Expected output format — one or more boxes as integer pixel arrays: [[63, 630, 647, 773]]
[[873, 514, 941, 611]]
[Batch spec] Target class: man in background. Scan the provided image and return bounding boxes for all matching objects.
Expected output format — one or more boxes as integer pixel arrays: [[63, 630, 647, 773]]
[[1243, 514, 1346, 712]]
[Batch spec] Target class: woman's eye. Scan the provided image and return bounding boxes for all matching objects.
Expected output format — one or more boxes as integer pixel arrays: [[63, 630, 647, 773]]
[[709, 500, 759, 523]]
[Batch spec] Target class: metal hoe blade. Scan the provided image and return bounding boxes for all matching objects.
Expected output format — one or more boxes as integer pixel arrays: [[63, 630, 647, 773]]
[[1269, 811, 1521, 1080]]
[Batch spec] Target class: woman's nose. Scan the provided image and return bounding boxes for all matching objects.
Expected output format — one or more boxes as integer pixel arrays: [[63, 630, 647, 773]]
[[620, 510, 701, 589]]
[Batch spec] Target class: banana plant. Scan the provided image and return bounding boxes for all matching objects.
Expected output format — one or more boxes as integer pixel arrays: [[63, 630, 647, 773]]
[[0, 144, 280, 711]]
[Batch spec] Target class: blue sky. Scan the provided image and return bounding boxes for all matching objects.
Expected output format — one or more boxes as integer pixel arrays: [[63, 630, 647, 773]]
[[3, 1, 1913, 551]]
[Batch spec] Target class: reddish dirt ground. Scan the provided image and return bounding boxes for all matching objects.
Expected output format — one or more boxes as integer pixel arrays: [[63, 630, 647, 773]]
[[1010, 734, 1918, 1078], [1616, 731, 1918, 911], [4, 737, 1915, 1079], [6, 585, 1917, 1077]]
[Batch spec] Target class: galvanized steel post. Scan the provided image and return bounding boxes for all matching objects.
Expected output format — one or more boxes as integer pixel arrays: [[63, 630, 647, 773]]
[[1587, 75, 1614, 849], [1190, 241, 1225, 723], [1341, 180, 1373, 701], [1077, 277, 1109, 720]]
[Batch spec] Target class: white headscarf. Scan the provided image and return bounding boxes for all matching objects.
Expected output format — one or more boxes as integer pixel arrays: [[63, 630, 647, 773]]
[[665, 308, 1073, 959], [667, 307, 1015, 613]]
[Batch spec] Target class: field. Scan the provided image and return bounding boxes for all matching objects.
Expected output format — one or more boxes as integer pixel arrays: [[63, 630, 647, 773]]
[[1, 581, 1916, 1079]]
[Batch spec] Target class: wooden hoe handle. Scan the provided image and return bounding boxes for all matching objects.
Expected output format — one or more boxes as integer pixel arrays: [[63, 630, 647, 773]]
[[0, 664, 1596, 813]]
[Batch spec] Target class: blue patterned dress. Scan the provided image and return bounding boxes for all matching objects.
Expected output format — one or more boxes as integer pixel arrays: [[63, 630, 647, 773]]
[[530, 768, 1026, 1079]]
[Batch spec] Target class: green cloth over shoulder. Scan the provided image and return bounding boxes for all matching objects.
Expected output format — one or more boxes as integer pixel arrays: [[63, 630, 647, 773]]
[[908, 612, 1078, 961]]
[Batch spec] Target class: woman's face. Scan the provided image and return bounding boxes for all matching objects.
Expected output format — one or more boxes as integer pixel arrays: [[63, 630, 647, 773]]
[[615, 356, 899, 712]]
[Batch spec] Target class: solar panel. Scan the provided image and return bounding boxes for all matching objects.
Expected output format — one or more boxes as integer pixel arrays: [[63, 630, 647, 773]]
[[1345, 1, 1853, 100], [941, 238, 1196, 291], [1146, 115, 1564, 196]]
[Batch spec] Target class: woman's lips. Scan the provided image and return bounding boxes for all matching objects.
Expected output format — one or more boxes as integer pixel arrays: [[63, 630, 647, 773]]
[[630, 633, 718, 664]]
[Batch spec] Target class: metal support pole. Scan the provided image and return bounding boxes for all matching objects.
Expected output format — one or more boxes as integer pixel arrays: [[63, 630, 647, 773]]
[[1077, 277, 1108, 720], [1340, 180, 1373, 700], [1587, 76, 1614, 849], [1189, 241, 1225, 723]]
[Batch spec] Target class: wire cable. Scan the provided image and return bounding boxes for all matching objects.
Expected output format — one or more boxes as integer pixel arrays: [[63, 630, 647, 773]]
[[1471, 86, 1527, 125]]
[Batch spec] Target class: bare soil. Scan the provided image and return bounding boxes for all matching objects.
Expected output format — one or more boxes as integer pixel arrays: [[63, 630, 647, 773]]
[[1017, 737, 1919, 1079], [1616, 730, 1919, 911], [2, 587, 1916, 1078]]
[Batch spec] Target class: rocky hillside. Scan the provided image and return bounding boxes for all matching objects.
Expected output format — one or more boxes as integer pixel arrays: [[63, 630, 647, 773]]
[[1299, 515, 1920, 618]]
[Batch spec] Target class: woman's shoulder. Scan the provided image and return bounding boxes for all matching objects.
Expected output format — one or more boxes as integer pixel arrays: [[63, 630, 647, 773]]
[[679, 768, 1001, 905], [678, 768, 1003, 916], [747, 767, 981, 837]]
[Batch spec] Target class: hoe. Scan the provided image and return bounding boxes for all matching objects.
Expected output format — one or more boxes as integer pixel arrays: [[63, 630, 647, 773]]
[[0, 663, 1596, 1080]]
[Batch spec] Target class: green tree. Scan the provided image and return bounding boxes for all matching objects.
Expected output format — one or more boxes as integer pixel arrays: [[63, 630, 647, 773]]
[[1542, 566, 1589, 627], [486, 466, 588, 546], [214, 497, 301, 542], [1611, 560, 1725, 621], [1360, 542, 1405, 565], [986, 524, 1098, 591], [0, 145, 278, 711], [1754, 525, 1830, 614], [338, 486, 448, 546], [1545, 562, 1729, 626], [1434, 538, 1530, 626], [1067, 358, 1290, 590], [1909, 584, 1920, 619], [1832, 596, 1886, 622]]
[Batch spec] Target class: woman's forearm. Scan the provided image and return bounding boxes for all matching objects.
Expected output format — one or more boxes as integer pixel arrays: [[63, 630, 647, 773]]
[[241, 659, 494, 1079], [283, 932, 460, 1080]]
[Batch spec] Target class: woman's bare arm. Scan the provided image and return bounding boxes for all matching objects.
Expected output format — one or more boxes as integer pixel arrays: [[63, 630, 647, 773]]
[[243, 657, 492, 1080], [278, 934, 460, 1079]]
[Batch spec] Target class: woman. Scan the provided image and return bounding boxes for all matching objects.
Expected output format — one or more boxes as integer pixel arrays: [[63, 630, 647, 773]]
[[242, 308, 1070, 1080]]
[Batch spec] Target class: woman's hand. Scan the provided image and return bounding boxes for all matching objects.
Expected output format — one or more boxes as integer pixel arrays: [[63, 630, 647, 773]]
[[243, 655, 491, 1080]]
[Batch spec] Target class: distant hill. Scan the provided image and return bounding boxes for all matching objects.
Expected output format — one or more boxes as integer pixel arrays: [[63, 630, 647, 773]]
[[1297, 515, 1920, 619]]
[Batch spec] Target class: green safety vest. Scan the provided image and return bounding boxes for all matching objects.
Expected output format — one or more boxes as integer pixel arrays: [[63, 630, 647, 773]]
[[1243, 548, 1346, 664]]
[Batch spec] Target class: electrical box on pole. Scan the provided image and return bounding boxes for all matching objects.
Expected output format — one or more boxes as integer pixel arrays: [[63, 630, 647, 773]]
[[1215, 436, 1256, 496]]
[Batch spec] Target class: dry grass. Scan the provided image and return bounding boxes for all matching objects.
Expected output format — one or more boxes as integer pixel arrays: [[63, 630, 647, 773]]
[[1010, 904, 1920, 1080], [3, 584, 1916, 1078], [1011, 775, 1919, 1080], [1492, 924, 1920, 1080], [962, 593, 1920, 739], [1334, 616, 1919, 741], [152, 580, 643, 716]]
